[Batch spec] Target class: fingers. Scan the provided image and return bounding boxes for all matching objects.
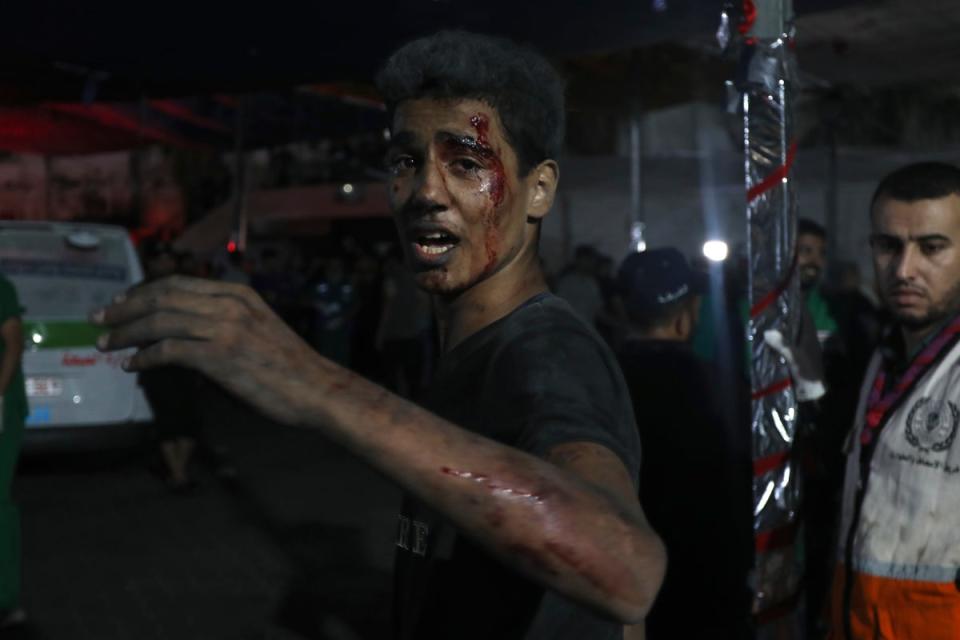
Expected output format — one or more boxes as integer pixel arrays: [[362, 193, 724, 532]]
[[96, 311, 218, 351], [121, 338, 211, 372], [90, 276, 264, 327]]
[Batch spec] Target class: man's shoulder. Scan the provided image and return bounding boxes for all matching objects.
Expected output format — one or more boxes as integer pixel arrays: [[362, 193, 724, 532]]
[[497, 293, 610, 353], [617, 338, 702, 370], [616, 340, 715, 402], [440, 293, 615, 388]]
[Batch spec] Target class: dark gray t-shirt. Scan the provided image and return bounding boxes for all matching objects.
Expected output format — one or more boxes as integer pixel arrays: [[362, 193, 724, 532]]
[[393, 292, 641, 640]]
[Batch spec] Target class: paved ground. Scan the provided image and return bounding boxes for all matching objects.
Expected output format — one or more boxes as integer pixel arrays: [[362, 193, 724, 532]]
[[10, 389, 401, 640]]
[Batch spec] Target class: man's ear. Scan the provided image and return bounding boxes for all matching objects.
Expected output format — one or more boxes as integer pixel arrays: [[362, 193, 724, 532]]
[[674, 310, 692, 341], [525, 159, 559, 222], [676, 297, 701, 341]]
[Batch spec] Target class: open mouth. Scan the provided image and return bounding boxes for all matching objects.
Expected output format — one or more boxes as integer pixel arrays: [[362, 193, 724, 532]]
[[412, 230, 460, 259]]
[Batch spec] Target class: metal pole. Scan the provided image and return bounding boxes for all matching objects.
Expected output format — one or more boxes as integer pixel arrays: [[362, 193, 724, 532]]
[[825, 126, 839, 260], [630, 112, 643, 226], [628, 109, 646, 252], [738, 0, 803, 630], [231, 96, 248, 254]]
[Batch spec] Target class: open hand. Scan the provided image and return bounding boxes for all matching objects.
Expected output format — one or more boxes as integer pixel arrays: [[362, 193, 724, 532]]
[[92, 275, 335, 425]]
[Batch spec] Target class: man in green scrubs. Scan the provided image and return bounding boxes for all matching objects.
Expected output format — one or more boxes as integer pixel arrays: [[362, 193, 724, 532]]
[[0, 272, 27, 627], [798, 218, 840, 341]]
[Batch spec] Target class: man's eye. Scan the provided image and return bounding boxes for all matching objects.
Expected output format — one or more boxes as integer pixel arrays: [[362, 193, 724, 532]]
[[921, 242, 947, 256], [451, 158, 482, 173]]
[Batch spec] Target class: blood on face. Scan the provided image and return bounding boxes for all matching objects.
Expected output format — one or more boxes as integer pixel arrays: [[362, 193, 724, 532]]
[[470, 113, 507, 274]]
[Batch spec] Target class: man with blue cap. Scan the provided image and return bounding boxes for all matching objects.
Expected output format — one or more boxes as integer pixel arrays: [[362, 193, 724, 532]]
[[615, 247, 753, 640]]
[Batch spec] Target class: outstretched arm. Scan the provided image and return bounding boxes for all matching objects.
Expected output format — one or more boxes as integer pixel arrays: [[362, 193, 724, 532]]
[[94, 276, 666, 622]]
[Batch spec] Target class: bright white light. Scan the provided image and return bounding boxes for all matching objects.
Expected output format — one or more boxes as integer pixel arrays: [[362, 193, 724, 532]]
[[630, 221, 647, 253], [341, 183, 354, 195], [72, 395, 82, 404], [703, 240, 729, 262], [31, 332, 42, 344]]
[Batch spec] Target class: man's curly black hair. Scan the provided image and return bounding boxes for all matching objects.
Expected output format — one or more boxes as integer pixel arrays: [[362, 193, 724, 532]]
[[375, 30, 565, 177]]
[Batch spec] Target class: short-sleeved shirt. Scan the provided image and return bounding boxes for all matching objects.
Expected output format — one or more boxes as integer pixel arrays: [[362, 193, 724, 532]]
[[0, 274, 28, 426], [393, 292, 641, 640]]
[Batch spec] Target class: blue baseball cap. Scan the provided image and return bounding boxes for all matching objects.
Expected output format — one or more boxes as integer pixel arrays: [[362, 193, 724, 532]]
[[617, 247, 707, 315]]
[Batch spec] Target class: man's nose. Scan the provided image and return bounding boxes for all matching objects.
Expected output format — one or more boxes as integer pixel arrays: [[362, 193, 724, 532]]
[[894, 244, 919, 281], [412, 155, 450, 206]]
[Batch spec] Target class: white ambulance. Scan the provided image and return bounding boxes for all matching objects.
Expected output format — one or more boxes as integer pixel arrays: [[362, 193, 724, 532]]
[[0, 222, 152, 451]]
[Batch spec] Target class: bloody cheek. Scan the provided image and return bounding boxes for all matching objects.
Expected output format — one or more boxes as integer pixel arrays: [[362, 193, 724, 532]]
[[470, 113, 509, 274], [470, 114, 506, 208]]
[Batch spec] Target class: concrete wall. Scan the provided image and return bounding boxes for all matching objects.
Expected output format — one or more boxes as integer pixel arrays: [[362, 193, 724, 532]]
[[542, 102, 960, 288]]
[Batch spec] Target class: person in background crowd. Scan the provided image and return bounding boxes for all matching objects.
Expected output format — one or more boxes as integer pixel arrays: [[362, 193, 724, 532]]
[[251, 247, 303, 326], [350, 252, 387, 383], [822, 260, 883, 384], [177, 251, 212, 280], [138, 241, 203, 493], [830, 162, 960, 640], [593, 252, 623, 348], [615, 247, 753, 640], [794, 219, 884, 633], [795, 219, 855, 631], [555, 244, 604, 327], [798, 219, 840, 344], [93, 30, 666, 639], [377, 247, 432, 399], [594, 253, 616, 301], [306, 256, 356, 367], [830, 260, 879, 308], [177, 250, 239, 481], [216, 248, 252, 286], [0, 272, 27, 628]]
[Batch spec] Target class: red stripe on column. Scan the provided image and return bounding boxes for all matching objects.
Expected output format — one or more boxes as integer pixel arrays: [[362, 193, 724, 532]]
[[755, 522, 798, 553], [747, 142, 797, 202], [753, 451, 788, 476], [751, 377, 792, 400], [749, 250, 798, 318]]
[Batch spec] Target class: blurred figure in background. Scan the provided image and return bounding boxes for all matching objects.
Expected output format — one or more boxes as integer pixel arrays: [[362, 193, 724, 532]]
[[0, 272, 27, 628], [555, 244, 604, 327], [824, 260, 882, 383], [615, 248, 753, 639], [138, 241, 203, 493], [593, 252, 623, 348], [251, 247, 304, 327], [798, 219, 839, 343], [177, 251, 212, 280], [350, 252, 386, 383], [377, 247, 432, 399], [216, 248, 252, 286], [306, 256, 356, 367], [796, 219, 881, 632]]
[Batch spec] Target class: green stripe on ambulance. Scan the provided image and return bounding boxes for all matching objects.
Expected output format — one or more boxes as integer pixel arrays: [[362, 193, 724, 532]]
[[23, 321, 102, 349]]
